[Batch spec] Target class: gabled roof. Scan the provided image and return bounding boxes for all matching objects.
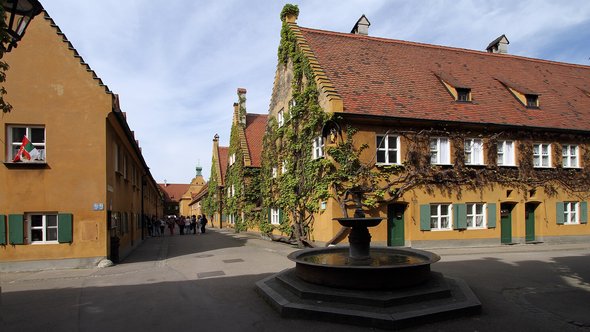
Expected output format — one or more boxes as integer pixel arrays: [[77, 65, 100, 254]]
[[297, 26, 590, 132], [159, 183, 190, 202], [245, 114, 268, 167]]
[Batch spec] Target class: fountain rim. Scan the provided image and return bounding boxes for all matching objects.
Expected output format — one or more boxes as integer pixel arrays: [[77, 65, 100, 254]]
[[288, 246, 440, 269]]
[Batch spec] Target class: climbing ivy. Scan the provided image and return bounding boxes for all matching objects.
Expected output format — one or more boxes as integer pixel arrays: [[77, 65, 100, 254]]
[[260, 5, 332, 247], [202, 161, 219, 218]]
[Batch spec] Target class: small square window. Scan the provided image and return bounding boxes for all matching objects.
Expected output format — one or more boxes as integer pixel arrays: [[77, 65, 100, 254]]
[[456, 88, 471, 102], [525, 94, 539, 108]]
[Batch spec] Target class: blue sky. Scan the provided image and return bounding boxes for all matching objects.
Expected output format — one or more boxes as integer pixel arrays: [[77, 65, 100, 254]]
[[40, 0, 590, 184]]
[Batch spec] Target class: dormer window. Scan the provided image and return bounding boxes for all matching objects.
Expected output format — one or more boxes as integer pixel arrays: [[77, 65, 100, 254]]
[[456, 88, 471, 102], [435, 73, 471, 103], [525, 94, 539, 108]]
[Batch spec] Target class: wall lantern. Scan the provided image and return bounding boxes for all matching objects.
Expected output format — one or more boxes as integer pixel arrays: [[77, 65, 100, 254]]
[[1, 0, 43, 52]]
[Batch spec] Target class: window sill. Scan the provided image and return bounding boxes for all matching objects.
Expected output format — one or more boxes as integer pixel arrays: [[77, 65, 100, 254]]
[[465, 163, 486, 167], [4, 162, 49, 169]]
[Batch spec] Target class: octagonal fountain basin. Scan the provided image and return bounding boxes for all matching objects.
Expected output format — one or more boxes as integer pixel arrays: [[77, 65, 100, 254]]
[[288, 247, 440, 290]]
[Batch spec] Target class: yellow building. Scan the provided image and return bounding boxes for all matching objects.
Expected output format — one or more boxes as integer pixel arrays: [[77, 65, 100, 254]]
[[261, 9, 590, 248], [0, 9, 161, 271]]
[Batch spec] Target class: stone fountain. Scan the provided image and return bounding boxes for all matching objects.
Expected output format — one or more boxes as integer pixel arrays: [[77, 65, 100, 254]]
[[256, 194, 481, 330]]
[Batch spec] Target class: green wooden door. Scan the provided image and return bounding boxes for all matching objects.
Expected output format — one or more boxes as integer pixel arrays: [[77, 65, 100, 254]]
[[500, 204, 512, 244], [387, 204, 405, 247], [525, 204, 536, 242]]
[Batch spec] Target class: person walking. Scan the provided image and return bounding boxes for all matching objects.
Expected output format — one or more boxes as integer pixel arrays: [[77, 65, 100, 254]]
[[191, 215, 197, 234], [159, 217, 166, 237], [201, 215, 208, 234], [184, 216, 191, 235], [152, 216, 160, 237], [167, 217, 175, 236], [178, 216, 185, 235], [196, 215, 203, 235]]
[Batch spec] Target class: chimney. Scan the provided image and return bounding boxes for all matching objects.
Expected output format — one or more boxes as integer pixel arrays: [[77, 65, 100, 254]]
[[237, 88, 247, 126], [486, 34, 509, 54], [351, 15, 370, 35], [164, 179, 168, 187]]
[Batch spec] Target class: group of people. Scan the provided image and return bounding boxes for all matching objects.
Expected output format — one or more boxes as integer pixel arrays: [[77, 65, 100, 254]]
[[147, 215, 207, 237]]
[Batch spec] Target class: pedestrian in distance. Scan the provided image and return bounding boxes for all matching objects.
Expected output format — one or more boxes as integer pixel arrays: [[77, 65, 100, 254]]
[[167, 217, 175, 236], [197, 215, 203, 235], [159, 218, 166, 236], [191, 215, 197, 234], [201, 215, 207, 234], [179, 216, 185, 235], [152, 216, 160, 236]]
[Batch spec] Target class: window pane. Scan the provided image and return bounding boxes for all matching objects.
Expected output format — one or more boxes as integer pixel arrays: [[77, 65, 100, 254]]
[[388, 136, 397, 149], [533, 145, 539, 155], [31, 229, 43, 241], [47, 228, 58, 241], [46, 215, 57, 227], [377, 150, 386, 163], [430, 139, 437, 150], [475, 204, 483, 214], [430, 205, 438, 216], [440, 204, 448, 215], [388, 151, 397, 164], [376, 135, 384, 149], [30, 128, 45, 143], [441, 216, 449, 229], [475, 216, 484, 227], [12, 127, 26, 142], [31, 215, 43, 227]]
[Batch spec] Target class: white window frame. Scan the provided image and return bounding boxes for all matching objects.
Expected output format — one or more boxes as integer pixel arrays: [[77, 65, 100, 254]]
[[312, 136, 325, 159], [466, 203, 486, 229], [562, 144, 579, 168], [533, 143, 551, 168], [228, 214, 236, 225], [464, 138, 484, 165], [376, 134, 400, 165], [277, 108, 284, 127], [497, 140, 515, 166], [270, 208, 280, 225], [564, 202, 579, 225], [28, 213, 58, 244], [272, 167, 278, 179], [281, 160, 287, 174], [430, 137, 451, 165], [229, 153, 236, 166], [7, 125, 46, 163], [430, 204, 452, 230]]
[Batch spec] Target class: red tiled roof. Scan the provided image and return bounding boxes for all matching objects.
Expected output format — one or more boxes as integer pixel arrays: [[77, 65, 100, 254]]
[[218, 146, 229, 186], [299, 27, 590, 132], [245, 114, 268, 167], [158, 183, 190, 202]]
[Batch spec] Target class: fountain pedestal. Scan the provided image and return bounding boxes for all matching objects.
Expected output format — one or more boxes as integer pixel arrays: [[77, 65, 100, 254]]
[[256, 199, 481, 329]]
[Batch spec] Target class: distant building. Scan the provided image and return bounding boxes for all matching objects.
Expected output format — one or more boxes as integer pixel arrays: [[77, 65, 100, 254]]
[[159, 182, 190, 217], [224, 88, 267, 230], [0, 9, 161, 271]]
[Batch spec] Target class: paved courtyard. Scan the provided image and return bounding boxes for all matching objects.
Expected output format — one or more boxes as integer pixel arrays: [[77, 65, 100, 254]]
[[1, 228, 589, 331]]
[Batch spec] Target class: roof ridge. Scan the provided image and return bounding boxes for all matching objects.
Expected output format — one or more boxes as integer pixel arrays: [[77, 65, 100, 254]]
[[42, 10, 112, 94], [298, 26, 590, 71]]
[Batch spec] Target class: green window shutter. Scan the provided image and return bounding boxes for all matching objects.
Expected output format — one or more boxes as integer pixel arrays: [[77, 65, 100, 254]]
[[419, 204, 431, 231], [8, 214, 24, 245], [279, 209, 284, 224], [581, 201, 588, 224], [556, 202, 565, 225], [0, 215, 6, 245], [58, 213, 73, 243], [487, 203, 497, 228], [453, 204, 467, 230], [267, 208, 271, 224]]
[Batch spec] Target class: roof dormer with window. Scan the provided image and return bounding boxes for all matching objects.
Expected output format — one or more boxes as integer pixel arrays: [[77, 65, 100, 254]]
[[436, 73, 472, 103], [497, 78, 540, 109]]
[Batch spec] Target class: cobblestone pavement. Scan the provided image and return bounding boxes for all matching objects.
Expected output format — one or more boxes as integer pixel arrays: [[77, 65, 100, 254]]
[[1, 228, 589, 332]]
